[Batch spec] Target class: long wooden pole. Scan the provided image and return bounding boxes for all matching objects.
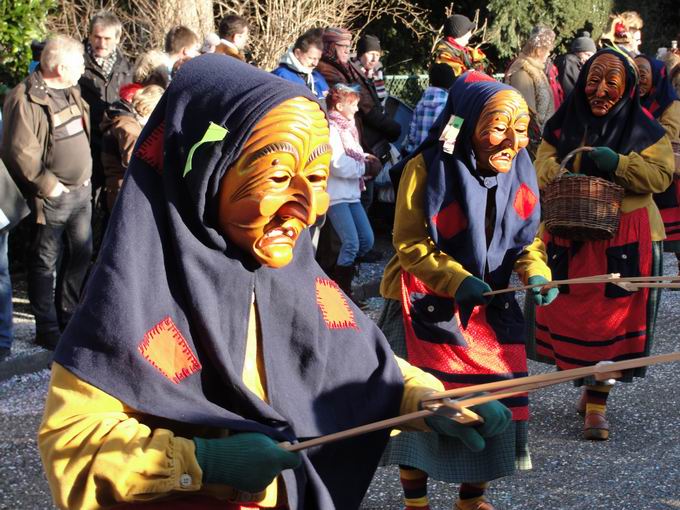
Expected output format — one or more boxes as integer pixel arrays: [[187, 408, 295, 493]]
[[483, 274, 680, 297], [279, 352, 680, 452]]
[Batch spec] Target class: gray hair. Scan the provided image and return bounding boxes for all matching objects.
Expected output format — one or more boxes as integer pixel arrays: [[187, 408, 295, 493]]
[[522, 25, 556, 57], [89, 10, 122, 38], [40, 35, 84, 73]]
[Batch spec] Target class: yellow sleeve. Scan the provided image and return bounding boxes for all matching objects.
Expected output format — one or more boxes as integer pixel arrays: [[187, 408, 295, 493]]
[[394, 355, 444, 432], [513, 236, 551, 284], [534, 140, 563, 189], [659, 101, 680, 141], [39, 363, 203, 510], [614, 135, 674, 194], [391, 154, 472, 299]]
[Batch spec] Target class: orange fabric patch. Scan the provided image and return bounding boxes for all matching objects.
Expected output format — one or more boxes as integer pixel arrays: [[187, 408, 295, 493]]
[[513, 183, 538, 220], [138, 316, 202, 384], [134, 121, 165, 174], [315, 277, 358, 330]]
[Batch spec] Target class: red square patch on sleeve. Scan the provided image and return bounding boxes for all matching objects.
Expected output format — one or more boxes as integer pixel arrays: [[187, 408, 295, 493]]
[[513, 183, 538, 221], [138, 316, 202, 384]]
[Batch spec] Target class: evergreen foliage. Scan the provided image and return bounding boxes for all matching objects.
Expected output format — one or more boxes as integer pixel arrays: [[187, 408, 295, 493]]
[[0, 0, 55, 87], [487, 0, 612, 59]]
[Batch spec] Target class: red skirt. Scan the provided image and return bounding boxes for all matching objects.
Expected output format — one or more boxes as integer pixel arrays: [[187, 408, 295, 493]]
[[400, 271, 529, 420], [535, 208, 652, 370]]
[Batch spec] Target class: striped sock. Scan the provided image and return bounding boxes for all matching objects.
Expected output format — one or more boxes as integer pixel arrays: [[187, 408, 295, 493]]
[[585, 384, 612, 415], [456, 482, 490, 510], [399, 465, 429, 510]]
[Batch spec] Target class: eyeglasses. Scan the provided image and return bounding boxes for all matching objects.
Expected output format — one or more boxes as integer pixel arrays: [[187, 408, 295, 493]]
[[335, 43, 351, 49]]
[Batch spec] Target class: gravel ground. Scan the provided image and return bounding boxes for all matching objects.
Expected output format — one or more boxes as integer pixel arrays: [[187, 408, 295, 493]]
[[1, 230, 679, 509]]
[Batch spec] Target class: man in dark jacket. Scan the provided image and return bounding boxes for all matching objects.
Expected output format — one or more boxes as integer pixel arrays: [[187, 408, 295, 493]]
[[555, 31, 596, 98], [2, 35, 93, 351], [79, 11, 133, 198]]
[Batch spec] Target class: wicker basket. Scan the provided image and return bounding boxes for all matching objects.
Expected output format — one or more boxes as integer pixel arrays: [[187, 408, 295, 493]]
[[672, 141, 680, 175], [542, 147, 625, 241]]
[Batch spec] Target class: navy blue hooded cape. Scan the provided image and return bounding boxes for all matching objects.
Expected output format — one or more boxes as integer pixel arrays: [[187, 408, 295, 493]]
[[637, 54, 679, 118], [392, 72, 541, 325], [543, 48, 666, 177], [54, 54, 403, 509]]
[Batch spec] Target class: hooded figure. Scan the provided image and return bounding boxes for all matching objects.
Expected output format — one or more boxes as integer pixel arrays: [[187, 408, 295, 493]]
[[533, 48, 674, 441], [379, 71, 554, 510], [38, 55, 509, 510], [635, 54, 680, 262]]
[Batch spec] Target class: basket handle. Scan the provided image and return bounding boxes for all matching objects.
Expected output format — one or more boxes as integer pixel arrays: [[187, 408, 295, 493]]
[[557, 146, 594, 176]]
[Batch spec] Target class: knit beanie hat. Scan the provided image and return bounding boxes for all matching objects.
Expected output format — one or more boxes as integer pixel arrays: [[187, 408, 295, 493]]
[[443, 14, 475, 39], [357, 34, 381, 56], [429, 62, 455, 90], [571, 31, 597, 53]]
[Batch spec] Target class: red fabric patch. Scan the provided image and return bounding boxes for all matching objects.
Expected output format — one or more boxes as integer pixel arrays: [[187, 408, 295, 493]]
[[134, 121, 165, 174], [315, 277, 358, 330], [138, 316, 202, 384], [463, 71, 495, 83], [431, 201, 468, 239], [513, 183, 537, 220]]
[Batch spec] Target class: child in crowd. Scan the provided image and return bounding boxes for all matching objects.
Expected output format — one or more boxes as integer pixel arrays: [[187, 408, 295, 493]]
[[326, 83, 382, 301]]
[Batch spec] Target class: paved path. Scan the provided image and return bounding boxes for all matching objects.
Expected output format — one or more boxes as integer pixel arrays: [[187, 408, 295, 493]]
[[1, 254, 679, 509]]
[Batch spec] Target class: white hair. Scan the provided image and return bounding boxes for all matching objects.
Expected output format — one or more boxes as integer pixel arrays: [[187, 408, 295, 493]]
[[40, 35, 84, 73]]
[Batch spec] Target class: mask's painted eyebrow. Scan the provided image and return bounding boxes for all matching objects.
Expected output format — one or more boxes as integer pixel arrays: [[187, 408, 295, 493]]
[[242, 142, 299, 169], [306, 143, 332, 165]]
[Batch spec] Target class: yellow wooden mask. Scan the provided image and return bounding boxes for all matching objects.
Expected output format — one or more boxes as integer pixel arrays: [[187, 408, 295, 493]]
[[217, 97, 331, 268], [472, 89, 530, 174]]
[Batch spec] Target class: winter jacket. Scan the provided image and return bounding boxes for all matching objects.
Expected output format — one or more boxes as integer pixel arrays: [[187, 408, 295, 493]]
[[555, 53, 583, 98], [79, 47, 133, 143], [0, 158, 29, 233], [271, 51, 329, 101], [100, 100, 142, 211], [1, 70, 90, 223]]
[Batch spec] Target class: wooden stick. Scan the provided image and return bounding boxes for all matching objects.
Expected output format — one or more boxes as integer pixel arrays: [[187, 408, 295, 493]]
[[279, 352, 680, 452], [483, 274, 680, 297], [280, 390, 526, 453], [424, 352, 680, 402]]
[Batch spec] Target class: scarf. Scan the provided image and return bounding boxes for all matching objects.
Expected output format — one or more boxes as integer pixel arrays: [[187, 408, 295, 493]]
[[637, 54, 679, 118], [328, 110, 365, 163], [86, 41, 117, 77], [54, 54, 403, 509], [279, 48, 316, 94], [543, 48, 666, 177]]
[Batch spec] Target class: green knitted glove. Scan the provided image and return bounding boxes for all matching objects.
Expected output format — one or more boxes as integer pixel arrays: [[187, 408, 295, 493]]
[[528, 275, 559, 306], [589, 147, 619, 174], [425, 401, 512, 452], [194, 433, 301, 493], [454, 276, 492, 308]]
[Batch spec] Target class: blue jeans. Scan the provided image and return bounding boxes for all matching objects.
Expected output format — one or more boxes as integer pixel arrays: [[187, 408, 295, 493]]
[[28, 183, 93, 336], [327, 201, 374, 267], [0, 231, 11, 349]]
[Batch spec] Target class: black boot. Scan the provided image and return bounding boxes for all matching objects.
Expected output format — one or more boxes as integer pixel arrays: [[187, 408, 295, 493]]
[[333, 264, 355, 299]]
